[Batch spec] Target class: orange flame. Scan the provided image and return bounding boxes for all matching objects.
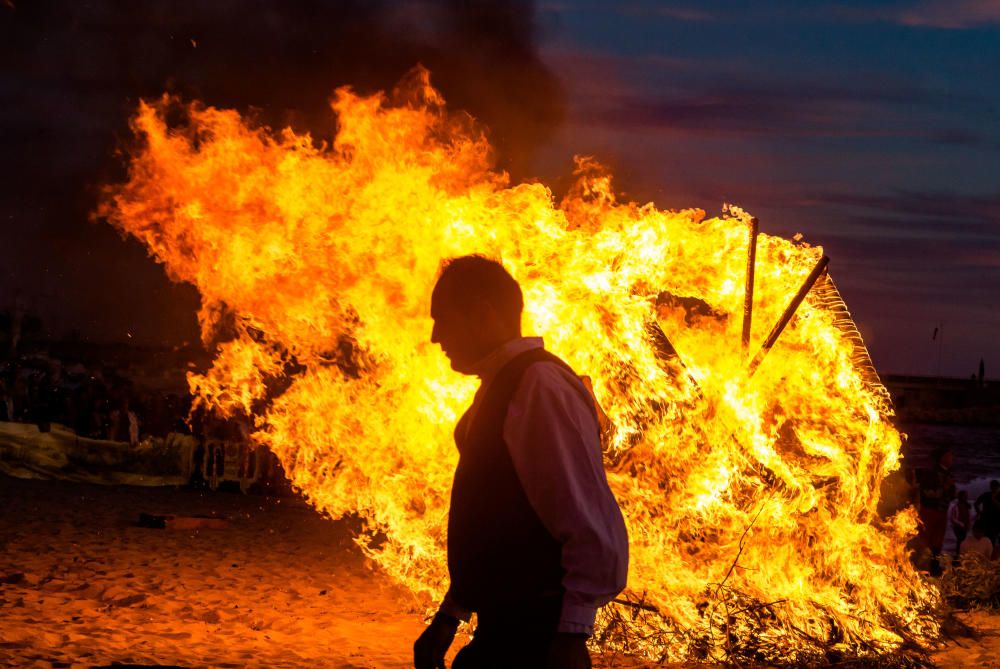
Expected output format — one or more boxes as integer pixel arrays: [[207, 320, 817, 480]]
[[98, 67, 939, 661]]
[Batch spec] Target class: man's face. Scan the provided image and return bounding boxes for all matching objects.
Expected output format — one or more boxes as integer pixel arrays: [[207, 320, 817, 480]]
[[430, 297, 488, 375]]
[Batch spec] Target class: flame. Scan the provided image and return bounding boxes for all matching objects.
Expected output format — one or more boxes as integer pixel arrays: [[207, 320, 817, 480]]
[[98, 68, 940, 661]]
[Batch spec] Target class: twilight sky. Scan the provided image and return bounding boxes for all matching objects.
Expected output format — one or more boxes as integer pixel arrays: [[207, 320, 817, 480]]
[[2, 0, 998, 377], [531, 0, 1000, 378]]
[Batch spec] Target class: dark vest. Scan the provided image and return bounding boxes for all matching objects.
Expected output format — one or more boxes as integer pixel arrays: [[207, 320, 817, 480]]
[[447, 347, 597, 611]]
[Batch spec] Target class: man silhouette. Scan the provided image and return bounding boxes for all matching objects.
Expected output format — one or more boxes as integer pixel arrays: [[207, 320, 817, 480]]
[[413, 255, 629, 669]]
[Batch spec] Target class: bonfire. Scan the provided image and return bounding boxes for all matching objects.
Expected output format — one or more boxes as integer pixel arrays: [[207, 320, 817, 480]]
[[97, 67, 941, 665]]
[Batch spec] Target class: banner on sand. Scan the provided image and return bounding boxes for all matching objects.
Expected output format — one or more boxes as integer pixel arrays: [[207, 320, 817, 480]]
[[0, 422, 198, 486]]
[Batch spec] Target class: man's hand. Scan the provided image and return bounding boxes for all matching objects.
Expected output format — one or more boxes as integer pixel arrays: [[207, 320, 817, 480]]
[[545, 633, 591, 669], [413, 612, 459, 669]]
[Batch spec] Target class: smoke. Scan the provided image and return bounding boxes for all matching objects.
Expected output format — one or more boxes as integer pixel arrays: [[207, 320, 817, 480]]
[[0, 0, 564, 344]]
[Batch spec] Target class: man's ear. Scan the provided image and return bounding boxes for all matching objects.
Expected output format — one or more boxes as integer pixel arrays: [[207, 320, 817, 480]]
[[470, 299, 498, 324], [481, 300, 516, 336]]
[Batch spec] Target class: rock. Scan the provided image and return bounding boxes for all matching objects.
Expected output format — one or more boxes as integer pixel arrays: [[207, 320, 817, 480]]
[[109, 593, 147, 608], [137, 512, 228, 530]]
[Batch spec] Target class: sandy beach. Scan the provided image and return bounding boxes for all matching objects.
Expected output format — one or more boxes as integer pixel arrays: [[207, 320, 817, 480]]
[[3, 474, 1000, 669], [0, 475, 428, 669]]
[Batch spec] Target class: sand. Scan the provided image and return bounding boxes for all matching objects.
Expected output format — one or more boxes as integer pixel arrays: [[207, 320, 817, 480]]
[[1, 474, 996, 669], [0, 475, 426, 669]]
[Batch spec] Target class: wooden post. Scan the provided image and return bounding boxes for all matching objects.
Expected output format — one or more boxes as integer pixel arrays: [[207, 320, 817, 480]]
[[748, 255, 830, 377], [742, 217, 759, 354]]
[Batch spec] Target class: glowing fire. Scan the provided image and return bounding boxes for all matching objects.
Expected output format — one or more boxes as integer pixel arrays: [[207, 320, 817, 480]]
[[99, 68, 940, 662]]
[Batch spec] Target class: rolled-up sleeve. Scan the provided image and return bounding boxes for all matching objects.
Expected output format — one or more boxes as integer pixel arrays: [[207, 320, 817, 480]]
[[503, 362, 629, 634]]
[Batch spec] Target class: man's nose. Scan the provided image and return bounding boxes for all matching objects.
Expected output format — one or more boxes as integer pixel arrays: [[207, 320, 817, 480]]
[[430, 321, 441, 344]]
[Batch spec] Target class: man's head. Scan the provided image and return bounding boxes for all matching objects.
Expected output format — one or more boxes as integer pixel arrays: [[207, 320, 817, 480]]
[[430, 255, 523, 374]]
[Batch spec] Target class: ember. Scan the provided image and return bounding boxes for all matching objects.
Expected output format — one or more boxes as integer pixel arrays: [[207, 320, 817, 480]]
[[98, 68, 941, 663]]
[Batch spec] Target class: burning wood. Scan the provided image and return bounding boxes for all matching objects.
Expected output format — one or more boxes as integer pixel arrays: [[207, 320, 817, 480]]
[[724, 205, 758, 356], [748, 254, 830, 377], [96, 68, 941, 664]]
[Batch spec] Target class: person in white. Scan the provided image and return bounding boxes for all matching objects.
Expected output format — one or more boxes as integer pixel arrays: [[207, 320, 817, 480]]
[[413, 255, 628, 669], [948, 489, 971, 555]]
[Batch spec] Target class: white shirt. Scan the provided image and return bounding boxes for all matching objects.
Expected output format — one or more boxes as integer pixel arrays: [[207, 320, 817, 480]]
[[949, 499, 970, 530], [441, 337, 629, 635]]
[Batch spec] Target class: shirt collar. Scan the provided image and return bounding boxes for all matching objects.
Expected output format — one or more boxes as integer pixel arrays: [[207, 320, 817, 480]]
[[469, 336, 544, 383]]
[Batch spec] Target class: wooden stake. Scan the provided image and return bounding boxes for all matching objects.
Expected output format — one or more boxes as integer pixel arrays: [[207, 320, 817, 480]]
[[748, 255, 830, 377], [742, 217, 759, 354]]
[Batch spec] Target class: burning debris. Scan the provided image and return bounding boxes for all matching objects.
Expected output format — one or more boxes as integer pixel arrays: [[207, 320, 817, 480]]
[[97, 68, 941, 664]]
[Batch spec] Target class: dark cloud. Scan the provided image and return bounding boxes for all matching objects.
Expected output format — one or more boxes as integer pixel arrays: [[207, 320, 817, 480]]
[[795, 189, 1000, 292], [834, 1, 1000, 30], [573, 80, 989, 141], [617, 3, 716, 22], [823, 227, 999, 278], [0, 0, 564, 345], [925, 128, 1000, 148], [791, 189, 1000, 369], [812, 190, 1000, 224], [596, 1, 1000, 31], [814, 219, 1000, 376]]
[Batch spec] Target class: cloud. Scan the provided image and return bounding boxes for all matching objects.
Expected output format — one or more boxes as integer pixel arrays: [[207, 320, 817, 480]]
[[543, 44, 993, 144], [834, 0, 1000, 30], [891, 0, 1000, 29], [539, 7, 1000, 146], [797, 189, 1000, 315], [541, 1, 716, 22], [619, 3, 716, 22], [570, 81, 958, 140], [812, 190, 1000, 224], [548, 2, 1000, 31]]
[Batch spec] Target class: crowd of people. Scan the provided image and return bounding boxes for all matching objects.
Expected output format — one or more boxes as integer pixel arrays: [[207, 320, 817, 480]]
[[915, 446, 1000, 573], [0, 355, 191, 445], [0, 349, 294, 496]]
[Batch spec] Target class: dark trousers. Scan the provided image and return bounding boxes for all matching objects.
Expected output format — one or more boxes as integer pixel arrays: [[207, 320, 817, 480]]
[[954, 525, 968, 555], [452, 596, 589, 669]]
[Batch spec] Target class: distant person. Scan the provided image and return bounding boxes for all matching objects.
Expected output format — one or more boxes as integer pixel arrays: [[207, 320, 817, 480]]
[[109, 399, 139, 445], [413, 256, 628, 669], [12, 377, 29, 422], [949, 490, 971, 556], [109, 400, 123, 441], [127, 407, 139, 445], [974, 480, 1000, 545], [960, 520, 994, 561], [918, 447, 955, 574], [91, 397, 110, 439], [0, 380, 12, 422]]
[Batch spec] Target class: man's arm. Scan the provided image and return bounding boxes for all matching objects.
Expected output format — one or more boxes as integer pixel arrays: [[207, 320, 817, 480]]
[[415, 589, 470, 669], [504, 362, 629, 634], [438, 590, 472, 623]]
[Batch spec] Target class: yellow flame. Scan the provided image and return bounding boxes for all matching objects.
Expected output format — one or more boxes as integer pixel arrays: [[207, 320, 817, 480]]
[[98, 67, 939, 661]]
